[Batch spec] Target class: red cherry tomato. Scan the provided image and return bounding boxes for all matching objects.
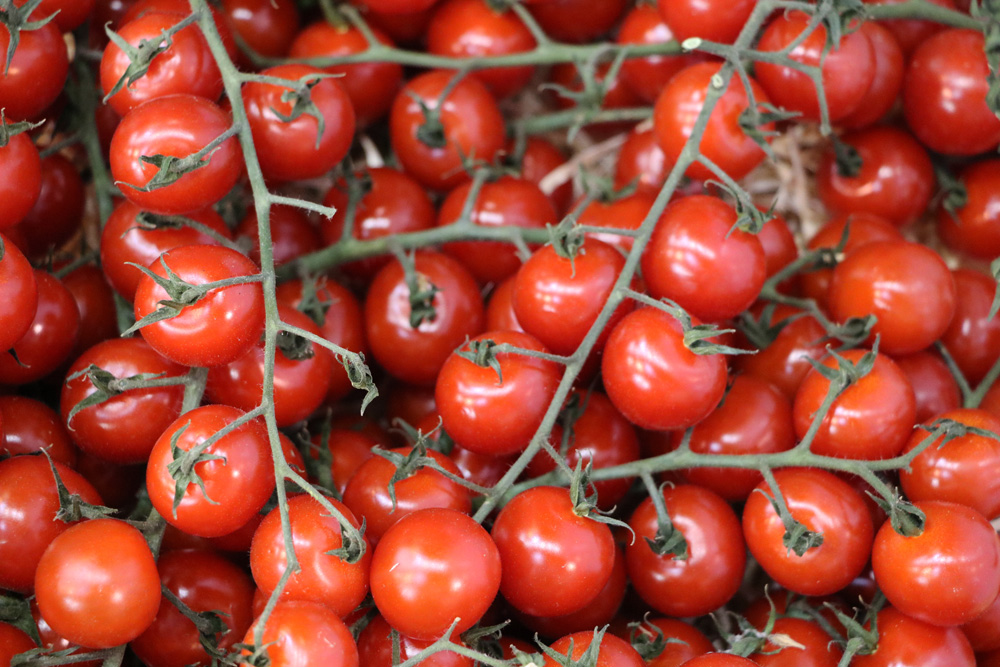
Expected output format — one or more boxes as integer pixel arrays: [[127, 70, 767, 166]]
[[617, 4, 708, 103], [853, 606, 974, 667], [35, 518, 161, 649], [358, 614, 473, 667], [370, 508, 501, 640], [873, 501, 1000, 626], [940, 268, 1000, 385], [111, 95, 241, 215], [938, 159, 1000, 262], [542, 631, 644, 667], [578, 191, 656, 254], [751, 617, 842, 666], [250, 494, 371, 617], [837, 21, 905, 129], [627, 484, 746, 617], [756, 11, 875, 122], [492, 486, 615, 617], [485, 275, 525, 333], [657, 0, 753, 43], [241, 601, 358, 667], [132, 244, 265, 368], [893, 350, 961, 423], [610, 617, 713, 667], [0, 270, 80, 385], [0, 396, 76, 465], [734, 306, 830, 401], [548, 61, 644, 138], [146, 404, 274, 537], [61, 264, 120, 357], [0, 132, 42, 230], [18, 153, 85, 258], [743, 468, 874, 596], [862, 0, 957, 56], [614, 127, 670, 196], [516, 136, 572, 215], [14, 0, 96, 31], [221, 0, 300, 60], [0, 19, 68, 121], [0, 232, 38, 351], [527, 0, 627, 44], [236, 204, 322, 268]]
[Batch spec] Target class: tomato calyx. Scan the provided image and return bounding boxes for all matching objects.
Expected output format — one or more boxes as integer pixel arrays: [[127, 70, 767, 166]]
[[869, 489, 924, 538], [64, 364, 179, 425], [132, 211, 244, 252], [164, 420, 228, 515], [754, 471, 825, 557], [124, 123, 240, 193], [832, 135, 862, 178], [0, 0, 57, 73], [276, 328, 315, 361], [626, 617, 677, 662], [547, 215, 586, 262], [989, 256, 1000, 320], [638, 473, 689, 560], [827, 594, 884, 660], [40, 449, 116, 523], [372, 442, 452, 509], [537, 626, 609, 667], [936, 162, 967, 223], [270, 72, 340, 150], [0, 593, 42, 646], [103, 12, 202, 103], [159, 586, 233, 664], [567, 459, 635, 539], [340, 353, 379, 414], [396, 251, 440, 328], [634, 295, 751, 357], [456, 338, 505, 383], [738, 101, 797, 156], [0, 112, 43, 148], [805, 343, 878, 399]]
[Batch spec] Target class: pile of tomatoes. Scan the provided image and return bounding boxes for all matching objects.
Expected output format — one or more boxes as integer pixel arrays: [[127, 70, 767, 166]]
[[2, 0, 1000, 665]]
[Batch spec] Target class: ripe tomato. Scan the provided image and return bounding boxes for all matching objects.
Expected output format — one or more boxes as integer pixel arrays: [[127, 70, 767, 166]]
[[207, 304, 333, 427], [0, 396, 76, 464], [940, 269, 1000, 385], [828, 240, 956, 355], [542, 632, 644, 667], [241, 601, 358, 667], [626, 484, 746, 617], [601, 306, 728, 431], [427, 0, 535, 98], [100, 11, 222, 115], [364, 251, 486, 386], [938, 159, 1000, 261], [852, 606, 974, 667], [655, 62, 772, 181], [903, 29, 1000, 155], [250, 494, 371, 617], [793, 349, 916, 460], [0, 131, 41, 230], [962, 590, 1000, 652], [342, 446, 471, 544], [13, 0, 96, 31], [0, 19, 68, 121], [0, 270, 80, 385], [756, 211, 799, 281], [437, 175, 556, 284], [873, 501, 1000, 626], [243, 64, 355, 182], [756, 11, 875, 122], [18, 153, 86, 258], [221, 0, 300, 60], [893, 350, 961, 423], [132, 244, 265, 368], [751, 617, 842, 667], [131, 549, 255, 667], [515, 136, 572, 215], [614, 127, 669, 196], [672, 375, 795, 501], [900, 409, 1000, 520], [618, 4, 709, 103], [743, 468, 874, 596], [357, 614, 473, 667], [527, 0, 627, 43], [0, 454, 103, 592], [370, 508, 501, 640], [120, 0, 238, 58], [513, 238, 632, 356], [0, 232, 38, 351], [837, 21, 905, 129], [289, 22, 401, 126], [643, 195, 766, 322], [816, 126, 934, 227], [61, 337, 186, 464], [548, 61, 644, 138], [862, 0, 956, 56], [436, 330, 561, 456], [100, 200, 234, 301], [236, 204, 321, 268], [389, 70, 505, 191], [578, 191, 656, 254], [485, 275, 525, 333], [610, 617, 713, 667], [492, 486, 615, 617], [0, 622, 36, 666], [110, 95, 241, 215], [146, 404, 274, 537], [61, 264, 119, 358], [656, 0, 753, 43], [35, 518, 161, 649]]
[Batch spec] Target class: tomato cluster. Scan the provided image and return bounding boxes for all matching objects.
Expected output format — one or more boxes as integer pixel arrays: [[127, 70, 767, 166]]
[[1, 0, 1000, 666]]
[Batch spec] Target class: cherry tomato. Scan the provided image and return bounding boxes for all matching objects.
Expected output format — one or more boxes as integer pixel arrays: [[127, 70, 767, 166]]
[[100, 11, 222, 115], [903, 29, 1000, 155], [61, 264, 119, 358], [100, 199, 234, 301], [602, 306, 728, 431], [389, 70, 505, 191], [342, 445, 471, 544], [250, 494, 371, 617], [817, 126, 933, 227], [939, 268, 1000, 385], [734, 306, 829, 401], [364, 251, 486, 386], [614, 127, 669, 196], [578, 191, 655, 254], [133, 244, 265, 368], [756, 11, 875, 122], [961, 589, 1000, 652], [0, 455, 103, 592], [0, 270, 80, 385], [618, 4, 709, 103], [527, 0, 627, 44], [0, 396, 76, 464], [756, 211, 799, 281], [438, 175, 556, 284], [243, 64, 355, 183], [837, 21, 905, 129], [236, 204, 322, 268], [0, 622, 36, 666], [427, 0, 535, 98], [642, 195, 766, 322], [18, 153, 86, 258], [938, 159, 1000, 262], [357, 0, 437, 13], [485, 275, 525, 333], [793, 349, 916, 460], [207, 304, 333, 427], [0, 232, 38, 351], [751, 617, 842, 667], [14, 0, 96, 31], [221, 0, 299, 61], [862, 0, 957, 56], [289, 21, 401, 126], [515, 136, 572, 215], [853, 606, 974, 667], [131, 549, 255, 667], [873, 501, 1000, 626], [35, 518, 160, 648], [146, 404, 274, 537], [371, 508, 501, 640], [610, 617, 713, 667], [900, 409, 1000, 519], [61, 337, 186, 464], [436, 330, 562, 456], [0, 19, 68, 121], [357, 614, 473, 667], [241, 600, 358, 667], [657, 0, 753, 43], [120, 0, 238, 58], [492, 486, 615, 617], [542, 631, 644, 667], [110, 95, 241, 215], [743, 468, 874, 596], [893, 350, 961, 423], [829, 240, 956, 355], [627, 484, 746, 617], [0, 132, 41, 230], [655, 62, 772, 181]]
